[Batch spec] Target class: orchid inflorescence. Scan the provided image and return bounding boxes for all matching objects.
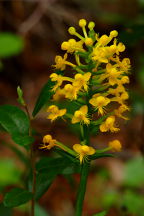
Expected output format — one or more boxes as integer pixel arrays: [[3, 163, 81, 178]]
[[40, 19, 130, 163]]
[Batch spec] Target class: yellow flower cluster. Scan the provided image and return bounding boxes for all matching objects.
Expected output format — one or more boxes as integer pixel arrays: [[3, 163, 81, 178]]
[[41, 19, 130, 163]]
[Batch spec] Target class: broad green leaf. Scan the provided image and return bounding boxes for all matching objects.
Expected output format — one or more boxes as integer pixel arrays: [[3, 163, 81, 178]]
[[0, 203, 12, 216], [0, 105, 32, 146], [36, 157, 73, 173], [32, 79, 54, 117], [35, 156, 80, 200], [36, 156, 80, 174], [0, 33, 23, 58], [35, 172, 56, 200], [93, 211, 107, 216], [124, 156, 144, 187], [12, 134, 34, 146], [4, 188, 33, 208], [0, 159, 21, 187]]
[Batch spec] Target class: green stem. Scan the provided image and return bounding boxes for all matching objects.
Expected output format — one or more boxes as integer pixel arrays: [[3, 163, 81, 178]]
[[25, 105, 36, 216], [75, 162, 90, 216]]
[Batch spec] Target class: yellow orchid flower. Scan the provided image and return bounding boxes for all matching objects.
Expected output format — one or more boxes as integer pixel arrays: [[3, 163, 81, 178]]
[[72, 105, 90, 125], [40, 134, 56, 150], [100, 116, 119, 132], [108, 139, 122, 152], [89, 95, 110, 115], [63, 84, 79, 100], [73, 72, 91, 91], [73, 144, 96, 163], [47, 105, 66, 122]]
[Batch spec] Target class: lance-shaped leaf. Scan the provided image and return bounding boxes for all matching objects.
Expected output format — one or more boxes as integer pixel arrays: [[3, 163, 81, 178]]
[[32, 69, 64, 117], [35, 156, 80, 200], [0, 105, 32, 146], [32, 79, 54, 117], [4, 188, 33, 208]]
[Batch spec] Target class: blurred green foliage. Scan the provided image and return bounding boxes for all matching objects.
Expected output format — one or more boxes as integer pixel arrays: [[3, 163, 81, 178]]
[[0, 159, 21, 188], [0, 33, 23, 58]]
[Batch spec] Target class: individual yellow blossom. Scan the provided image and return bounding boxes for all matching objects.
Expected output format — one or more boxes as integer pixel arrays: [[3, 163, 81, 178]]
[[53, 53, 76, 70], [73, 72, 91, 91], [63, 84, 79, 100], [120, 58, 131, 72], [85, 37, 93, 46], [108, 85, 125, 97], [100, 63, 122, 86], [111, 39, 125, 55], [47, 105, 66, 121], [100, 116, 120, 132], [89, 95, 110, 115], [72, 105, 90, 124], [97, 35, 110, 46], [92, 47, 109, 63], [53, 88, 65, 101], [53, 53, 68, 70], [61, 39, 84, 53], [50, 73, 64, 91], [40, 134, 56, 150], [120, 76, 130, 84], [50, 73, 72, 91], [114, 104, 130, 120], [108, 139, 122, 152], [111, 91, 129, 105], [97, 31, 118, 47], [73, 144, 96, 163]]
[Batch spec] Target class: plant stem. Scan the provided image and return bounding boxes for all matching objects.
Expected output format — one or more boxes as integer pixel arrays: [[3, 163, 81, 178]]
[[76, 123, 90, 216], [75, 162, 90, 216], [30, 144, 36, 216], [25, 105, 36, 216]]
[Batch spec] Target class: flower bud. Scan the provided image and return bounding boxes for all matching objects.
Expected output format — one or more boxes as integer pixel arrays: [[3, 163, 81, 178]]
[[68, 27, 76, 35], [79, 19, 87, 27], [88, 21, 95, 30]]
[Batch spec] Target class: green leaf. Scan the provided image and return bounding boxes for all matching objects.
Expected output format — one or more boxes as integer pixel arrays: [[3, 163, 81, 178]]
[[35, 156, 79, 200], [17, 86, 26, 106], [0, 203, 12, 216], [36, 157, 73, 173], [12, 134, 34, 146], [35, 172, 56, 200], [93, 211, 107, 216], [4, 188, 33, 208], [0, 105, 31, 146], [0, 159, 21, 187], [0, 33, 23, 58], [32, 79, 54, 117], [124, 156, 144, 187]]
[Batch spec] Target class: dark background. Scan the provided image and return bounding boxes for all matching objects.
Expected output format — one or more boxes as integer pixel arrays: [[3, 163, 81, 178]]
[[0, 0, 144, 215]]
